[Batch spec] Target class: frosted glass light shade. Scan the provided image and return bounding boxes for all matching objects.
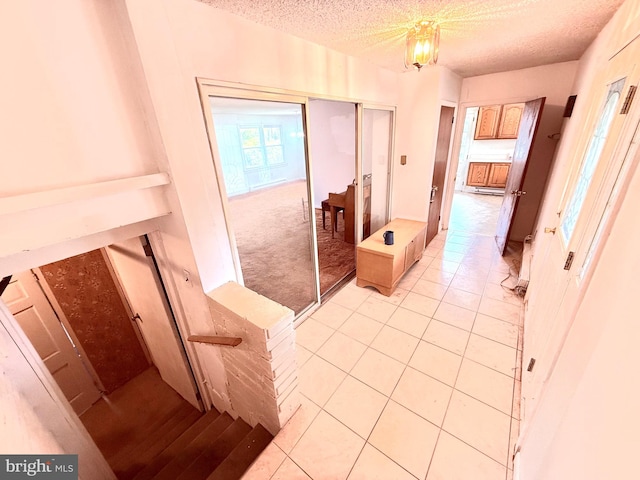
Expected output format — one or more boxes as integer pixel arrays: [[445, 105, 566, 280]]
[[405, 21, 440, 70]]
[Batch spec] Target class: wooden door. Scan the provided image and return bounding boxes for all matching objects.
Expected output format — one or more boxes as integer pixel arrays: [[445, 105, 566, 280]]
[[495, 97, 546, 254], [427, 106, 455, 245], [1, 271, 101, 415], [105, 237, 200, 409]]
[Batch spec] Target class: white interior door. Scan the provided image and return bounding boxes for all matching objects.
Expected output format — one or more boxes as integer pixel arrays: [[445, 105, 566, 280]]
[[522, 43, 639, 422], [1, 271, 101, 415], [105, 237, 200, 408]]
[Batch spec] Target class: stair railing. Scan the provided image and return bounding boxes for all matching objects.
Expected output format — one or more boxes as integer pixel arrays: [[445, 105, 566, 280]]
[[187, 335, 242, 347]]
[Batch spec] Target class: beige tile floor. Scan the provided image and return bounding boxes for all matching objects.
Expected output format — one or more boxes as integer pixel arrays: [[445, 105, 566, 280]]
[[243, 227, 524, 480]]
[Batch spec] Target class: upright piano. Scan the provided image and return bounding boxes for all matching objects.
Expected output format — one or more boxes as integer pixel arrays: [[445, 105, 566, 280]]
[[327, 177, 371, 244]]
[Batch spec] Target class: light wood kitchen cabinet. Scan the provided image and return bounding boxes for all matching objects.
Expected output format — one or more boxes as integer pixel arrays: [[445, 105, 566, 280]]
[[467, 162, 511, 188], [474, 103, 524, 140], [466, 162, 491, 186], [474, 105, 501, 139], [497, 103, 525, 138], [487, 162, 511, 187], [356, 219, 427, 296]]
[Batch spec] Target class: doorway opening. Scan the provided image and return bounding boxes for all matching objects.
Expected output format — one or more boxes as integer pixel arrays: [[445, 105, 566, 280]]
[[444, 99, 548, 261], [0, 234, 202, 478], [449, 106, 516, 237]]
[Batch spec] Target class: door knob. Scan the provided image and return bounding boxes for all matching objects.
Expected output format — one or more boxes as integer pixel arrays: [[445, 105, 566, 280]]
[[544, 227, 556, 234]]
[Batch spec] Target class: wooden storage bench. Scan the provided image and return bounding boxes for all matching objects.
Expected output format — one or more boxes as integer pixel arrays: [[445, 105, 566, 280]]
[[356, 218, 427, 296]]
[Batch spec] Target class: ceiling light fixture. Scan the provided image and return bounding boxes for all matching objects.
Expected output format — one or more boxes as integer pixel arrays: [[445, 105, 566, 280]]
[[405, 21, 440, 71]]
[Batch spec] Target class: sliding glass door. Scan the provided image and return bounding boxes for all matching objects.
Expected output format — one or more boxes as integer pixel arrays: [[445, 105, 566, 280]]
[[361, 107, 393, 239], [198, 82, 396, 315], [205, 95, 318, 315]]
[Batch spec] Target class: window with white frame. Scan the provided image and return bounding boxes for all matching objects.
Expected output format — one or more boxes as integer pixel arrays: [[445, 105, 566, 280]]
[[239, 125, 284, 169], [559, 78, 625, 244]]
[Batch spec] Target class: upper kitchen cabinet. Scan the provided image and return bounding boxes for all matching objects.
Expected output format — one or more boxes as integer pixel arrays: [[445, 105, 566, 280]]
[[474, 105, 501, 139], [497, 103, 525, 139], [474, 103, 525, 140]]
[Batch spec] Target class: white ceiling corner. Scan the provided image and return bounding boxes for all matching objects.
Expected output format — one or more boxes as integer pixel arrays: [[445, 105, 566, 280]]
[[198, 0, 624, 77]]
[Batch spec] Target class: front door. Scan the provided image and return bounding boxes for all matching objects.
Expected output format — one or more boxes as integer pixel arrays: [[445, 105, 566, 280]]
[[522, 43, 639, 423], [495, 97, 546, 254], [427, 106, 455, 245], [1, 271, 102, 414], [105, 236, 200, 409]]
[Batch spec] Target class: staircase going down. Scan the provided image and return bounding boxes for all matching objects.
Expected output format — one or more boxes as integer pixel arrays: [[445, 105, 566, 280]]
[[111, 407, 273, 480]]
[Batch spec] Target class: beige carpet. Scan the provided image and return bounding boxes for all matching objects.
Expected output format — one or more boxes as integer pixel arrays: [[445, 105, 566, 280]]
[[228, 180, 354, 315]]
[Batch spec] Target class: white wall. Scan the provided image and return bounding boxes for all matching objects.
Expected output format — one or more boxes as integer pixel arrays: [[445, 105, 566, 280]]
[[0, 0, 231, 413], [124, 0, 398, 290], [0, 0, 171, 265], [393, 67, 462, 222], [123, 0, 400, 411], [0, 0, 402, 431], [0, 1, 158, 194], [308, 100, 357, 208]]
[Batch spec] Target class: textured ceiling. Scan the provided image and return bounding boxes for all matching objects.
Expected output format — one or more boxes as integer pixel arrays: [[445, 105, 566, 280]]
[[198, 0, 623, 77]]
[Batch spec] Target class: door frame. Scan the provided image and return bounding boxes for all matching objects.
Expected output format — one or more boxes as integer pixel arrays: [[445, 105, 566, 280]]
[[358, 104, 397, 242], [144, 230, 209, 407], [442, 98, 532, 234], [0, 230, 210, 411], [0, 229, 207, 476], [427, 104, 456, 244], [197, 82, 322, 315], [429, 101, 458, 236]]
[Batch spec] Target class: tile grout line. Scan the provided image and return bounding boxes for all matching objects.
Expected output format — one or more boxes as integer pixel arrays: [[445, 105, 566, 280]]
[[349, 321, 427, 480], [425, 230, 518, 476], [285, 228, 520, 479], [423, 303, 478, 480]]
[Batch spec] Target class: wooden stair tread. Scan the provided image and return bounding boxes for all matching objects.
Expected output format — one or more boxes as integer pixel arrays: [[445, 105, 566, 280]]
[[116, 408, 203, 480], [152, 413, 234, 480], [105, 403, 184, 463], [175, 418, 252, 480], [131, 408, 221, 480], [110, 401, 197, 473], [206, 424, 274, 480]]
